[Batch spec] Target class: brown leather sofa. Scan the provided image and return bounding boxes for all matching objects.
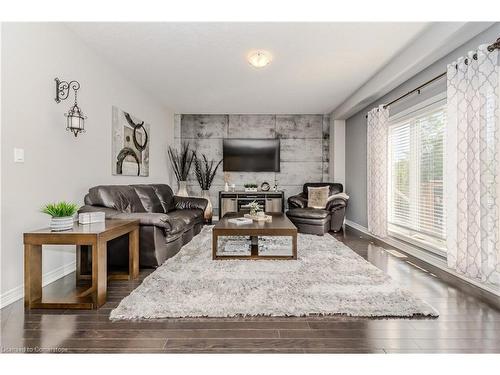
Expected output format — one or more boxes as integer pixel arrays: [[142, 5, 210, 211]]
[[78, 184, 207, 268], [286, 183, 348, 235]]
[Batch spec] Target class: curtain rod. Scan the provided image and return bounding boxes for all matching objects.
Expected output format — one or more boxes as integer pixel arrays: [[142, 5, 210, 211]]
[[364, 72, 445, 118], [383, 72, 446, 109], [364, 37, 500, 119]]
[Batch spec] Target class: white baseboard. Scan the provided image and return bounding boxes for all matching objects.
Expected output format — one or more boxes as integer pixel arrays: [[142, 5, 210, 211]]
[[344, 219, 500, 297], [343, 219, 369, 235], [0, 261, 76, 309], [345, 219, 444, 263]]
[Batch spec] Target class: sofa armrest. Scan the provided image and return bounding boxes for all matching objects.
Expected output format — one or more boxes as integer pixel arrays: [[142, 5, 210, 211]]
[[288, 193, 308, 209], [112, 212, 174, 231], [173, 196, 208, 211], [79, 206, 174, 230], [78, 205, 121, 218]]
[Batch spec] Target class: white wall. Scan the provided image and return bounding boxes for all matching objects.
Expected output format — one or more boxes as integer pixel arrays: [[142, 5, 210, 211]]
[[332, 119, 345, 188], [0, 23, 174, 306]]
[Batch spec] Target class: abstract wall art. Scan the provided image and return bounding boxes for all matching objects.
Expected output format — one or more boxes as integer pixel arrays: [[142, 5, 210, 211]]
[[112, 106, 150, 176]]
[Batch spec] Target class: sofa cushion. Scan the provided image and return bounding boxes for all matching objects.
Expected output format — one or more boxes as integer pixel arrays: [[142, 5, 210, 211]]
[[287, 208, 330, 220], [150, 184, 176, 212], [286, 208, 331, 228], [132, 185, 164, 213], [87, 185, 146, 213], [167, 209, 203, 227], [168, 218, 187, 236]]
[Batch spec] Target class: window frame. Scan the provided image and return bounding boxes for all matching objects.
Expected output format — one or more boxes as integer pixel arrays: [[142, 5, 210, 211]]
[[387, 92, 447, 257]]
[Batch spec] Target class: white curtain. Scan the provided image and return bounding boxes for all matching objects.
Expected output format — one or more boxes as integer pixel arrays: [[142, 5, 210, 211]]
[[367, 105, 390, 237], [446, 44, 500, 286]]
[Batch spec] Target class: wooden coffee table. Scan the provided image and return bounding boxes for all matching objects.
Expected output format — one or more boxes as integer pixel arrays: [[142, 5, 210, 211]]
[[212, 213, 297, 260], [24, 219, 139, 309]]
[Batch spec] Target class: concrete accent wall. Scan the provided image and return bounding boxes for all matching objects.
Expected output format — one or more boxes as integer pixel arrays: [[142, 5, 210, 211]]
[[176, 114, 330, 215], [344, 23, 500, 227]]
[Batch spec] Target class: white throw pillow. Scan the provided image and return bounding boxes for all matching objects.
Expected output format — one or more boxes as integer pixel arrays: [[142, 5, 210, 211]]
[[307, 186, 329, 209]]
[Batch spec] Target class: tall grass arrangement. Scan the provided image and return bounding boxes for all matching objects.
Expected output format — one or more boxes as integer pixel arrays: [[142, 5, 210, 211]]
[[168, 142, 194, 182], [193, 154, 223, 190]]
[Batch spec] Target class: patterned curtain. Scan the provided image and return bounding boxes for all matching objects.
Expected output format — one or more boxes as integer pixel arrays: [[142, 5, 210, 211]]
[[367, 105, 390, 237], [446, 44, 500, 286]]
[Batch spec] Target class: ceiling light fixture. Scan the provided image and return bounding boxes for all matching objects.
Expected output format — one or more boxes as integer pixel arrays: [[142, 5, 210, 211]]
[[248, 51, 272, 68]]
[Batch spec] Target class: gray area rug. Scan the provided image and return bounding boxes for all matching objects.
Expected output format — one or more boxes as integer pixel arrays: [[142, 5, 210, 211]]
[[110, 226, 438, 320]]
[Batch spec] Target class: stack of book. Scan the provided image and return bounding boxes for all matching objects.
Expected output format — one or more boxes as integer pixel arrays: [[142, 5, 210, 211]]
[[227, 217, 253, 226], [244, 213, 272, 222]]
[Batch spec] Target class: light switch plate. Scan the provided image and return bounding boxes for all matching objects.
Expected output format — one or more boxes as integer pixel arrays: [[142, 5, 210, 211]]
[[14, 148, 24, 163]]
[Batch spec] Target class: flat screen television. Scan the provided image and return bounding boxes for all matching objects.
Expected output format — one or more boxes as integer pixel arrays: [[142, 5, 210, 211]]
[[223, 138, 280, 172]]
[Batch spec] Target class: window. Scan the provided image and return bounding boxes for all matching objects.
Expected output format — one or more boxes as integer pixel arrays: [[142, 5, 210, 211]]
[[388, 99, 446, 253]]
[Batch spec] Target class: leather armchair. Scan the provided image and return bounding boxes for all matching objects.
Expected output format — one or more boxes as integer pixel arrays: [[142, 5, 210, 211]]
[[78, 184, 208, 268], [287, 183, 348, 234]]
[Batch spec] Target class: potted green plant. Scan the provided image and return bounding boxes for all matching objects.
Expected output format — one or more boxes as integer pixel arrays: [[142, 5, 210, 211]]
[[41, 201, 78, 231], [244, 183, 258, 192], [168, 142, 195, 197], [193, 153, 222, 224]]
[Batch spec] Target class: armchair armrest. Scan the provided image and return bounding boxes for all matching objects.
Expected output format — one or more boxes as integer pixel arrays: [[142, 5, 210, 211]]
[[174, 196, 208, 211], [288, 193, 308, 209], [325, 194, 349, 212]]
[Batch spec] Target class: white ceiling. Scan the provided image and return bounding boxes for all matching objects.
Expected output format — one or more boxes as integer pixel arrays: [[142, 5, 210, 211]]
[[67, 22, 431, 114]]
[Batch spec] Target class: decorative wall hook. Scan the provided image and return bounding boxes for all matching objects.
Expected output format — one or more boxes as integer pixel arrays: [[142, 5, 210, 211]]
[[54, 78, 87, 137], [55, 78, 80, 103]]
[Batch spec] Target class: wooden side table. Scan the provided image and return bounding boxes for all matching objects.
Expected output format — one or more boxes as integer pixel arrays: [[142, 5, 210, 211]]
[[23, 219, 139, 309]]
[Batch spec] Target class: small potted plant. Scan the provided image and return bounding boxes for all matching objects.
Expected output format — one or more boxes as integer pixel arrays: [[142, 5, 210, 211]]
[[193, 153, 223, 224], [41, 201, 78, 231], [244, 183, 258, 192], [247, 200, 262, 216]]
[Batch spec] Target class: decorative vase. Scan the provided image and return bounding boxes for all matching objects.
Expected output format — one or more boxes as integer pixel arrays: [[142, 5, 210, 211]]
[[201, 189, 213, 224], [177, 180, 189, 197], [50, 216, 74, 231], [224, 182, 229, 192]]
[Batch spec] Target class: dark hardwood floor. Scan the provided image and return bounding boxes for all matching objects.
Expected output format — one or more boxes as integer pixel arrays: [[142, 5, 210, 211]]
[[2, 226, 500, 353]]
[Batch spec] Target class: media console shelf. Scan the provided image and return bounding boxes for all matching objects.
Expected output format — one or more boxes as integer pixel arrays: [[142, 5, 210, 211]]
[[219, 191, 284, 218]]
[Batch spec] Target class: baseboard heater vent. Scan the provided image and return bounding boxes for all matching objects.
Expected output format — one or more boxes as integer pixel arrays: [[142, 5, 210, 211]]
[[406, 261, 429, 273], [385, 249, 407, 258]]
